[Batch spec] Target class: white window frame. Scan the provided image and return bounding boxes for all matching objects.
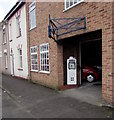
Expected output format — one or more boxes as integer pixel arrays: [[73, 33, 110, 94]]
[[29, 1, 36, 30], [5, 54, 8, 69], [40, 43, 50, 74], [9, 23, 12, 41], [30, 46, 38, 72], [16, 15, 21, 37], [19, 49, 23, 68], [64, 0, 84, 11], [3, 28, 6, 44]]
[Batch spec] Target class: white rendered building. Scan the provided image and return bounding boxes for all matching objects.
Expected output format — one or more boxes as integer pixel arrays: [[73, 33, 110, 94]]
[[4, 1, 28, 79]]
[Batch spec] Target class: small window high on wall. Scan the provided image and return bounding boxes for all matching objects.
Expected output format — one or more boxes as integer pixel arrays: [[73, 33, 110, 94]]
[[29, 0, 36, 30], [65, 0, 84, 10]]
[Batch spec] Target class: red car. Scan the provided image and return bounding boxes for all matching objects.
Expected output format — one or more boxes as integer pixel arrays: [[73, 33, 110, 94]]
[[82, 65, 101, 82]]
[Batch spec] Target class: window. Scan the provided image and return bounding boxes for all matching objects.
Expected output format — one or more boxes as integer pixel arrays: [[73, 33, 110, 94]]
[[65, 0, 84, 10], [19, 49, 23, 68], [9, 23, 12, 41], [29, 1, 36, 30], [31, 46, 38, 71], [40, 43, 49, 73], [16, 15, 21, 37], [3, 28, 6, 44], [5, 55, 8, 68]]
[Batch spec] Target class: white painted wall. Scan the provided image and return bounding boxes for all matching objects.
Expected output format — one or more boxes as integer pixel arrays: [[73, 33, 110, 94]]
[[9, 4, 28, 79]]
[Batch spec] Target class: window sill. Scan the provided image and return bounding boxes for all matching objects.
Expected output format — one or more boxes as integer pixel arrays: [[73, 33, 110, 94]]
[[30, 26, 37, 31], [40, 71, 50, 74], [16, 35, 22, 38], [18, 68, 23, 71], [63, 0, 84, 12], [31, 70, 38, 72]]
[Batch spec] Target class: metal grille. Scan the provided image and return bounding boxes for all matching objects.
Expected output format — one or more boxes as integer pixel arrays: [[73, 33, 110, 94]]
[[48, 14, 86, 42]]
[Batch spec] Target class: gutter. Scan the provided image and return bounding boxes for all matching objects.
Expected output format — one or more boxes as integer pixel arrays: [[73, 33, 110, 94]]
[[4, 1, 25, 21]]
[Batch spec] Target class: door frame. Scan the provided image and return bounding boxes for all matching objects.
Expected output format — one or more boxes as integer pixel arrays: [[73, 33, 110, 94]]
[[79, 41, 82, 85]]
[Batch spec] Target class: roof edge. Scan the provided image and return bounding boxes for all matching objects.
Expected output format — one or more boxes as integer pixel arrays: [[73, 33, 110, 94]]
[[4, 0, 25, 21]]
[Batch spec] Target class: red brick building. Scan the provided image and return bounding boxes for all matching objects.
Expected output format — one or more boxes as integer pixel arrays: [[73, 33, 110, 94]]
[[26, 1, 114, 107]]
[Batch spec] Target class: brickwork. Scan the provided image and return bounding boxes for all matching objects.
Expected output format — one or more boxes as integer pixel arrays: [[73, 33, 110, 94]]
[[26, 2, 113, 106], [112, 2, 114, 107]]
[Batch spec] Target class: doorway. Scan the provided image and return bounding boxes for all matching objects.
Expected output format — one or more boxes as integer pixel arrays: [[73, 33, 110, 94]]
[[80, 30, 102, 85]]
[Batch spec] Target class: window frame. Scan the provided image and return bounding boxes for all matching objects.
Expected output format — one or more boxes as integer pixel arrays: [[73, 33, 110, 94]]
[[19, 49, 23, 69], [64, 0, 84, 11], [16, 15, 21, 37], [40, 43, 50, 74], [3, 28, 6, 44], [30, 46, 38, 72], [5, 54, 8, 69], [29, 1, 36, 30], [9, 23, 12, 41]]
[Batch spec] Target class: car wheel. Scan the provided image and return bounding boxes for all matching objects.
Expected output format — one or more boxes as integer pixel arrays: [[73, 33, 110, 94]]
[[86, 74, 95, 82]]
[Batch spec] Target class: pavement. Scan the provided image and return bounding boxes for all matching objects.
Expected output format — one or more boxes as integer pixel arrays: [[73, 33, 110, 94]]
[[61, 81, 102, 106], [0, 73, 2, 119], [2, 74, 113, 118]]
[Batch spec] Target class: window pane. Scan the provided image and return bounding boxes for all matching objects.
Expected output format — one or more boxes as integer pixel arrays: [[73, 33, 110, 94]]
[[31, 54, 37, 59], [34, 65, 38, 70], [19, 49, 23, 68], [47, 66, 49, 71], [74, 0, 77, 4], [32, 65, 34, 69], [45, 53, 46, 58], [20, 50, 22, 55], [47, 53, 49, 58], [70, 0, 73, 6], [47, 60, 49, 64], [20, 56, 22, 68], [66, 0, 69, 8], [32, 59, 37, 64]]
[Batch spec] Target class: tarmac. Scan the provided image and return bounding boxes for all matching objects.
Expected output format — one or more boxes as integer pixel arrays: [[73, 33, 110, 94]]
[[61, 81, 102, 106], [2, 74, 113, 118], [0, 73, 2, 119]]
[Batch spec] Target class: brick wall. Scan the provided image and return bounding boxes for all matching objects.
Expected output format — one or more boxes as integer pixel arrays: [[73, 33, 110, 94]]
[[26, 2, 113, 106], [112, 2, 114, 107]]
